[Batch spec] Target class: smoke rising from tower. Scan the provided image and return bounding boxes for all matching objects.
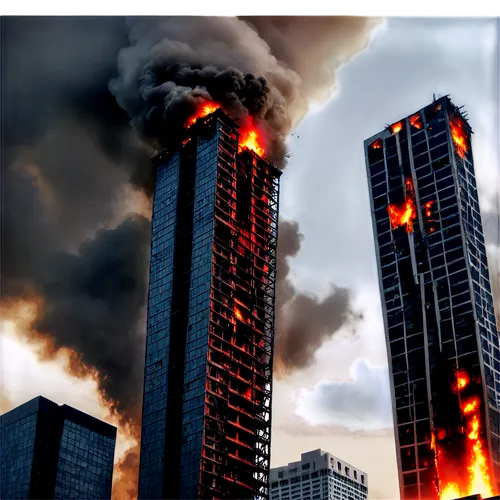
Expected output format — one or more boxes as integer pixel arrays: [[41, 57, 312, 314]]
[[1, 16, 380, 497]]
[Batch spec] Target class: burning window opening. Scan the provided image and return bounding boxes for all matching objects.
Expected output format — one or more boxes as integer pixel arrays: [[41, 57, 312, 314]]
[[449, 115, 469, 160], [387, 179, 416, 233], [409, 113, 423, 130], [432, 369, 496, 500], [391, 121, 403, 134], [371, 138, 383, 149]]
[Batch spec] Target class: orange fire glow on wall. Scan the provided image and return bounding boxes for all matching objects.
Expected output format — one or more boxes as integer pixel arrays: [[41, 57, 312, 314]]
[[391, 121, 403, 134], [433, 370, 495, 500], [387, 179, 416, 233], [187, 102, 221, 127], [410, 113, 423, 130], [449, 115, 469, 160], [238, 119, 265, 158]]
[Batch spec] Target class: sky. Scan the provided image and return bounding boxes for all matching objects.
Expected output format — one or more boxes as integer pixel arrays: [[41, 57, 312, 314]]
[[1, 16, 500, 500]]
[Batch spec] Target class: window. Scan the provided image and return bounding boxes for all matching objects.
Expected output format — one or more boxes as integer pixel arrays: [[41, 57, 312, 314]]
[[302, 463, 311, 470], [337, 461, 341, 471], [345, 466, 350, 477], [354, 471, 357, 480], [361, 475, 365, 485], [278, 471, 284, 479]]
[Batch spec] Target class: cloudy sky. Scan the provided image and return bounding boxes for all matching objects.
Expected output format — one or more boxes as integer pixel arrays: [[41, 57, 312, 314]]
[[1, 16, 499, 500]]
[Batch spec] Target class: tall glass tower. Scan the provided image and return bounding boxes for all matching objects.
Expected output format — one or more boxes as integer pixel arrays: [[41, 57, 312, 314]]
[[364, 96, 499, 500], [138, 109, 280, 499]]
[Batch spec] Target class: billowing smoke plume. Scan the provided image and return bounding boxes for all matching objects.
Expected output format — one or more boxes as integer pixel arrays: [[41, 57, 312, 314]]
[[1, 16, 379, 498], [109, 17, 293, 163], [274, 220, 361, 375]]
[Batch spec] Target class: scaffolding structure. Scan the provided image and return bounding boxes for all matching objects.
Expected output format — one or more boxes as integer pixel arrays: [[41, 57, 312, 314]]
[[197, 111, 280, 499]]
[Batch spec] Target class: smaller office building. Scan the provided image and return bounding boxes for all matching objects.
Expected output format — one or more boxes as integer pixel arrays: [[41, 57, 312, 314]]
[[269, 449, 368, 500], [1, 396, 116, 499]]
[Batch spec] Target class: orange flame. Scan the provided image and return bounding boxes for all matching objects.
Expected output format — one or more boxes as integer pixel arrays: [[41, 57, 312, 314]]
[[238, 119, 265, 157], [371, 138, 383, 149], [387, 179, 416, 233], [234, 308, 244, 321], [391, 121, 403, 134], [187, 102, 220, 127], [410, 113, 423, 130], [463, 398, 479, 415], [454, 371, 470, 393], [449, 115, 469, 160], [440, 483, 461, 500], [434, 370, 495, 500]]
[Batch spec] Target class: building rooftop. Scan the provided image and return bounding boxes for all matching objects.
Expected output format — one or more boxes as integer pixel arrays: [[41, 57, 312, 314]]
[[0, 396, 116, 438]]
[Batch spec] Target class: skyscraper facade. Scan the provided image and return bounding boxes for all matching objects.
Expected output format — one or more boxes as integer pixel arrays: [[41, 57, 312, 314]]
[[364, 96, 500, 499], [138, 109, 280, 499], [0, 396, 116, 499], [269, 449, 368, 500]]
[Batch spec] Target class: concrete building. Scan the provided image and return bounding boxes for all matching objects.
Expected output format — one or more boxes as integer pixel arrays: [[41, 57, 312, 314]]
[[0, 396, 116, 499], [364, 96, 500, 499], [269, 449, 368, 500], [138, 108, 281, 499]]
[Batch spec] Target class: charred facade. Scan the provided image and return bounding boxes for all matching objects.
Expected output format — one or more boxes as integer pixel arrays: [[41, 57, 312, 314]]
[[138, 109, 280, 499], [364, 96, 500, 499]]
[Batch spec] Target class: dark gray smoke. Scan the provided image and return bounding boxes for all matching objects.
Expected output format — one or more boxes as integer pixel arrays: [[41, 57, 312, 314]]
[[275, 220, 361, 375], [1, 19, 153, 438], [109, 17, 294, 162], [1, 15, 379, 498]]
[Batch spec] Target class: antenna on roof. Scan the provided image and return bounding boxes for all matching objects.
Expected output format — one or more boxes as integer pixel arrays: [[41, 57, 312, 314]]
[[433, 93, 436, 102]]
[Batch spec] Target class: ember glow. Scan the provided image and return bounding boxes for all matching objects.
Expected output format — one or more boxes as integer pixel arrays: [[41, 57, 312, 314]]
[[391, 121, 403, 134], [423, 200, 437, 234], [449, 115, 469, 160], [238, 119, 265, 157], [409, 113, 423, 130], [387, 179, 416, 233], [425, 201, 433, 217], [433, 369, 495, 500], [371, 138, 383, 149], [186, 102, 221, 127]]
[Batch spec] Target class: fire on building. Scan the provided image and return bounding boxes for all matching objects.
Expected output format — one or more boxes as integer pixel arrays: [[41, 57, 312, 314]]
[[138, 104, 280, 500], [364, 96, 500, 500]]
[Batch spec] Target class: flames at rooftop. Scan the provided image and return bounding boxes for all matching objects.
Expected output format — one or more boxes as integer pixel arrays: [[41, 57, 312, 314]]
[[185, 101, 266, 159]]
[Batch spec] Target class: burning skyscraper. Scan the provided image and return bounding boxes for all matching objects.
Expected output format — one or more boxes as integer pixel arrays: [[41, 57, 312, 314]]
[[364, 96, 500, 500], [138, 107, 280, 499]]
